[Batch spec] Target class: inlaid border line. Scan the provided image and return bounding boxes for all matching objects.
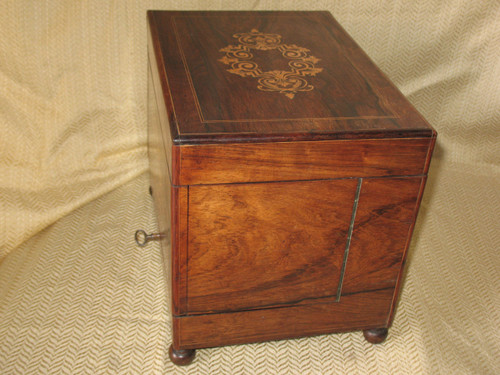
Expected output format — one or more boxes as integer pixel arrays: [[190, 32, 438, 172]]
[[201, 116, 397, 123], [171, 17, 206, 123], [336, 177, 362, 302], [171, 15, 398, 124]]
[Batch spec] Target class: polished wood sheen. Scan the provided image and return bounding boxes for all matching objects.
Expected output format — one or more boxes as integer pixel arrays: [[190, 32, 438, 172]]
[[174, 289, 393, 349], [341, 177, 424, 296], [176, 138, 431, 185], [148, 11, 435, 144], [363, 328, 389, 344], [147, 10, 437, 365], [187, 179, 357, 313], [168, 345, 195, 366], [147, 62, 173, 313]]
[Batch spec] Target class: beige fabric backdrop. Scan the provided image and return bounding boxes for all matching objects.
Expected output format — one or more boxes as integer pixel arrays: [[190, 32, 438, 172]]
[[0, 1, 499, 374], [1, 0, 498, 259]]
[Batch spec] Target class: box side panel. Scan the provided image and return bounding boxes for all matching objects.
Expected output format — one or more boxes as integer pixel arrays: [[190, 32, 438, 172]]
[[148, 28, 186, 315], [147, 55, 173, 313], [148, 11, 180, 181]]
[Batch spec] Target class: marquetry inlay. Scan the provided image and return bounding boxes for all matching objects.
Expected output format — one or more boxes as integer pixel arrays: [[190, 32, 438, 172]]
[[218, 29, 323, 99]]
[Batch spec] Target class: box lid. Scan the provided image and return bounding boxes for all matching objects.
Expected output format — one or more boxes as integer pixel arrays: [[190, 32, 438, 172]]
[[148, 11, 435, 145]]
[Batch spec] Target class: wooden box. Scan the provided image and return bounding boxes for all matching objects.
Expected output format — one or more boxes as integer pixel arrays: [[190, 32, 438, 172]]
[[146, 10, 436, 365]]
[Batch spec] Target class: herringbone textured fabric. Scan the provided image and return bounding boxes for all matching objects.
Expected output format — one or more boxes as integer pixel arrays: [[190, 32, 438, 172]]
[[0, 168, 498, 374], [1, 0, 499, 373], [1, 0, 499, 260]]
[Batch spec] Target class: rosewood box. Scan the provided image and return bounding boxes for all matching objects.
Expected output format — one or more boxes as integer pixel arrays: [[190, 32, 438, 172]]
[[146, 10, 436, 365]]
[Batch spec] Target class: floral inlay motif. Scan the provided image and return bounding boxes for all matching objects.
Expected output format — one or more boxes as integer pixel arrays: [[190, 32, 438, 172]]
[[218, 29, 323, 99]]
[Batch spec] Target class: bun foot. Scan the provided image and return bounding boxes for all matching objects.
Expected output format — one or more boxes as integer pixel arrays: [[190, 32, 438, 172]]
[[363, 328, 388, 344], [169, 345, 195, 366]]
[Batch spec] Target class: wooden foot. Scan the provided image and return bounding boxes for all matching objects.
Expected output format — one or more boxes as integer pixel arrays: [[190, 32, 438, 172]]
[[363, 328, 388, 344], [169, 345, 195, 366], [149, 186, 153, 196]]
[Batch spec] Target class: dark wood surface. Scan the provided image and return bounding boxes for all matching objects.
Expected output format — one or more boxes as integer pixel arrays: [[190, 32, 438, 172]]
[[147, 10, 437, 360], [387, 174, 430, 324], [173, 288, 392, 349], [363, 328, 389, 344], [168, 345, 195, 366], [341, 177, 423, 296], [186, 179, 357, 314], [176, 138, 431, 185], [147, 62, 173, 314], [170, 185, 188, 315], [147, 11, 435, 145]]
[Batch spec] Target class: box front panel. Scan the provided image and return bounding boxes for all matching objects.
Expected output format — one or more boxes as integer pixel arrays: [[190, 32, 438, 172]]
[[178, 138, 431, 185], [341, 177, 424, 297], [174, 288, 393, 349], [171, 176, 424, 348], [186, 179, 359, 314]]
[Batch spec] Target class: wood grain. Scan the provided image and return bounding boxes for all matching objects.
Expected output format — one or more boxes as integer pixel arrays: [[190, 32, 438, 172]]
[[388, 175, 429, 324], [173, 288, 393, 349], [148, 11, 435, 145], [147, 10, 438, 357], [147, 13, 180, 148], [341, 177, 423, 296], [147, 58, 173, 313], [186, 179, 358, 314], [171, 186, 188, 315], [178, 138, 431, 185], [173, 14, 393, 121]]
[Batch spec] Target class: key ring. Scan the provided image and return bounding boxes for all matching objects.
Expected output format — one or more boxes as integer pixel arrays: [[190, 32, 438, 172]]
[[135, 230, 163, 247]]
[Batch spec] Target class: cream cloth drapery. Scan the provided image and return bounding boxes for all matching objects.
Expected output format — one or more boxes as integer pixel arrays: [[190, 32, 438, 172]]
[[0, 1, 498, 374], [1, 1, 498, 260]]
